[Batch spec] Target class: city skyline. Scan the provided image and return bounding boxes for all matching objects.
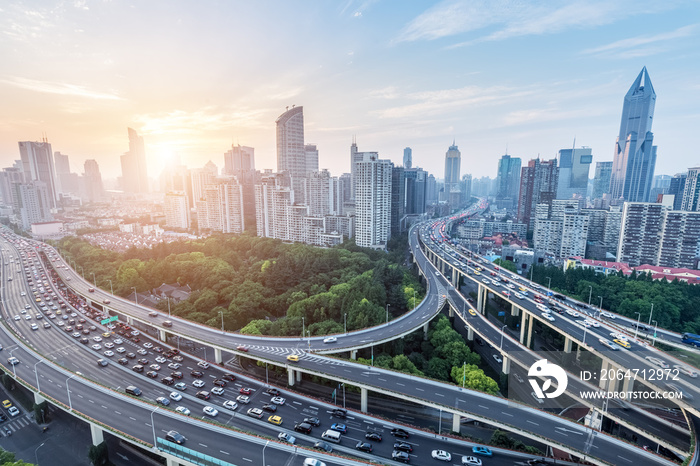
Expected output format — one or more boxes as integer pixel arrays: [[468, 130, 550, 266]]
[[1, 1, 699, 181]]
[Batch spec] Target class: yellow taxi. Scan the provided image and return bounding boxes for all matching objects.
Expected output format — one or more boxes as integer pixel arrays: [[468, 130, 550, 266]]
[[613, 339, 631, 349], [102, 332, 112, 338], [268, 415, 283, 425], [468, 309, 477, 316], [474, 271, 481, 276], [286, 354, 299, 362], [2, 400, 12, 409]]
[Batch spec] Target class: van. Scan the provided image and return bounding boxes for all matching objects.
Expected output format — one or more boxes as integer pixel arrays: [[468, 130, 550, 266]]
[[125, 386, 141, 396], [321, 429, 342, 443], [163, 320, 173, 328]]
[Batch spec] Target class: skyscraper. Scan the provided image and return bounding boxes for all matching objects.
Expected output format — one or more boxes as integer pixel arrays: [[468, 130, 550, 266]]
[[13, 181, 53, 230], [609, 68, 657, 202], [120, 128, 149, 193], [305, 144, 319, 174], [354, 153, 392, 249], [403, 147, 412, 169], [53, 151, 71, 195], [350, 139, 378, 200], [276, 106, 307, 202], [592, 161, 613, 199], [668, 173, 687, 210], [391, 166, 405, 234], [196, 178, 245, 234], [82, 159, 104, 203], [164, 192, 190, 229], [223, 145, 255, 175], [556, 147, 592, 200], [404, 168, 427, 215], [517, 158, 559, 230], [496, 154, 521, 209], [681, 167, 700, 211], [19, 140, 58, 209], [444, 142, 461, 208]]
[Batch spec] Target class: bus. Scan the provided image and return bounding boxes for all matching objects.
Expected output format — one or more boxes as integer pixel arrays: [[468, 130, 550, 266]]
[[682, 333, 700, 347]]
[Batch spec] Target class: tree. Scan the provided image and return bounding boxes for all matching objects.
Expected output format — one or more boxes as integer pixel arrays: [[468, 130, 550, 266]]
[[451, 364, 499, 394], [88, 441, 109, 466], [493, 258, 517, 273]]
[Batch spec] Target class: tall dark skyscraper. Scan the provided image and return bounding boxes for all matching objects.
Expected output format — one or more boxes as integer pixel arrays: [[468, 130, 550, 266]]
[[517, 158, 559, 230], [495, 154, 521, 209], [403, 147, 412, 169], [444, 142, 461, 207], [120, 128, 149, 193], [609, 67, 657, 202], [592, 161, 613, 199]]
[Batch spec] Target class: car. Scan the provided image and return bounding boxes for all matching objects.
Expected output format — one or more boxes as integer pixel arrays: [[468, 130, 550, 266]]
[[165, 430, 186, 444], [471, 446, 493, 456], [150, 364, 161, 371], [93, 336, 102, 342], [117, 358, 128, 365], [287, 354, 299, 362], [91, 344, 102, 351], [113, 338, 123, 344], [240, 387, 252, 395], [365, 431, 382, 441], [392, 450, 410, 463], [323, 336, 337, 344], [271, 396, 285, 405], [149, 311, 158, 317], [268, 415, 283, 425], [492, 354, 503, 364], [393, 442, 413, 452], [156, 396, 170, 406], [236, 395, 250, 404], [203, 406, 218, 417], [330, 423, 346, 433], [43, 322, 51, 329], [146, 371, 158, 378], [313, 441, 332, 452], [304, 417, 321, 426], [432, 450, 452, 461], [190, 370, 204, 378], [31, 323, 39, 330], [170, 371, 183, 379], [614, 339, 631, 349], [138, 358, 150, 365], [303, 459, 326, 466], [598, 338, 619, 350], [103, 350, 114, 357], [7, 407, 19, 417], [2, 400, 12, 409], [223, 400, 238, 411], [356, 441, 372, 452], [175, 406, 190, 416], [236, 345, 249, 352], [197, 361, 210, 369], [278, 432, 296, 444], [541, 312, 556, 322], [192, 379, 205, 388], [674, 365, 699, 378], [391, 427, 410, 439], [155, 356, 167, 364], [174, 382, 187, 391], [213, 379, 227, 387], [462, 456, 483, 465], [262, 403, 278, 412], [116, 347, 126, 354], [143, 342, 153, 349], [222, 373, 236, 382], [247, 407, 263, 419], [137, 349, 148, 356], [169, 391, 182, 401], [265, 388, 280, 396], [645, 356, 670, 368], [211, 387, 225, 396], [13, 315, 20, 321], [331, 408, 347, 418], [168, 363, 182, 370], [173, 355, 184, 362]]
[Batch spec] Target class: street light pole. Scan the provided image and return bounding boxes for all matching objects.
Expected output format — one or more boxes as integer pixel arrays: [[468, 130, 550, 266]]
[[598, 296, 603, 311], [66, 374, 77, 410], [34, 359, 44, 392], [220, 310, 224, 333], [652, 320, 658, 346], [386, 304, 390, 323], [35, 442, 46, 466], [91, 272, 96, 285], [150, 406, 160, 446], [301, 317, 305, 340], [262, 440, 269, 466], [108, 279, 113, 295], [462, 361, 466, 388], [634, 312, 641, 340], [167, 297, 171, 317], [344, 313, 347, 334], [79, 265, 84, 278], [546, 276, 552, 290], [499, 324, 507, 350], [648, 303, 654, 326], [588, 286, 592, 306]]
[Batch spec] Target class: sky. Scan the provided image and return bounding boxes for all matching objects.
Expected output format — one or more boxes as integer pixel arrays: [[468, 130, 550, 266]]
[[1, 0, 699, 182]]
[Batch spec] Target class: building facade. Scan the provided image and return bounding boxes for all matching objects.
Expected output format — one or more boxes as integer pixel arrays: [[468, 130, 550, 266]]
[[120, 128, 149, 194], [164, 191, 190, 229], [354, 153, 392, 249], [19, 140, 58, 209], [556, 147, 592, 200]]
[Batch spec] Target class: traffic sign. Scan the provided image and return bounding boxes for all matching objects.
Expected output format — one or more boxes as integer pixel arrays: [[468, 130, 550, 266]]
[[100, 315, 118, 325]]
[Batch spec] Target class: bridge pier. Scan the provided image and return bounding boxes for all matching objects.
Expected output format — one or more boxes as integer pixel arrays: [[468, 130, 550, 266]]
[[126, 316, 133, 325], [599, 360, 610, 389], [622, 374, 634, 393], [158, 329, 166, 342], [214, 348, 222, 364], [296, 370, 302, 382], [520, 313, 534, 348], [519, 312, 527, 344], [90, 424, 104, 446], [287, 368, 295, 386], [451, 270, 459, 288], [564, 337, 573, 353], [34, 392, 45, 404], [423, 322, 429, 340], [360, 387, 368, 413], [350, 350, 357, 360], [452, 413, 461, 433], [502, 355, 511, 374], [466, 326, 474, 341], [510, 303, 520, 317], [166, 458, 179, 466], [448, 304, 454, 318]]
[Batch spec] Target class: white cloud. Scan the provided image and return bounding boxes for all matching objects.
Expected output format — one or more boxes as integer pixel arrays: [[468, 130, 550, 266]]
[[0, 77, 123, 100], [581, 24, 698, 57], [133, 107, 270, 136]]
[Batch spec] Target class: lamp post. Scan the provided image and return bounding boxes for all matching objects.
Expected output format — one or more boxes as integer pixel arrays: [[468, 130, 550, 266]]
[[344, 313, 347, 334], [386, 304, 390, 324], [462, 361, 466, 388], [546, 276, 552, 290], [91, 272, 96, 285], [301, 317, 305, 340], [107, 279, 113, 295], [220, 310, 224, 333], [648, 303, 654, 326], [66, 374, 77, 410], [167, 297, 171, 316], [634, 312, 641, 340], [34, 359, 44, 392], [499, 324, 507, 350], [150, 406, 159, 446], [131, 287, 138, 304], [413, 290, 416, 309], [588, 286, 592, 306], [35, 442, 46, 466], [262, 440, 269, 466], [79, 265, 84, 278], [598, 296, 603, 311], [652, 320, 658, 346]]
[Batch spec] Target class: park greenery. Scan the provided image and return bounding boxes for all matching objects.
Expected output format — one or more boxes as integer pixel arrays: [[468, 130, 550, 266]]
[[57, 233, 423, 336], [530, 264, 700, 334], [354, 315, 499, 394], [0, 448, 32, 466]]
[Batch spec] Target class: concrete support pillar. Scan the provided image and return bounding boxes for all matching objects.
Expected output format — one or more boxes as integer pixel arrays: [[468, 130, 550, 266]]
[[622, 374, 634, 393], [90, 424, 104, 446], [451, 270, 459, 287], [502, 356, 511, 375], [214, 348, 222, 364], [126, 316, 133, 325], [481, 288, 489, 315], [287, 367, 295, 387], [166, 458, 178, 466], [33, 392, 45, 404], [466, 326, 474, 341], [598, 360, 610, 390], [423, 322, 429, 340], [452, 413, 461, 433], [296, 370, 302, 382], [158, 329, 166, 342], [477, 284, 484, 313], [526, 314, 534, 348], [564, 337, 573, 353], [360, 387, 368, 413], [448, 304, 454, 318], [350, 350, 357, 360], [519, 311, 527, 344], [510, 303, 520, 317]]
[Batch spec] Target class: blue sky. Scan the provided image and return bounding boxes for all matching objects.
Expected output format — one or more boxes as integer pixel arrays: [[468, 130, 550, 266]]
[[0, 0, 698, 181]]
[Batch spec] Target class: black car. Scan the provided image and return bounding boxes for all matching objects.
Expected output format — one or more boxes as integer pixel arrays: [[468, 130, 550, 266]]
[[356, 442, 372, 453], [304, 417, 321, 426], [161, 377, 174, 386], [117, 358, 128, 365], [146, 371, 158, 378], [191, 370, 203, 378], [265, 388, 280, 396], [171, 371, 183, 379], [222, 374, 236, 382], [393, 442, 413, 452], [313, 441, 332, 453], [196, 391, 210, 400], [132, 365, 144, 373], [332, 408, 347, 419], [138, 358, 149, 365], [79, 337, 89, 344], [365, 432, 382, 442], [262, 404, 277, 412], [391, 428, 410, 439], [126, 352, 136, 359], [294, 422, 312, 434], [213, 379, 227, 387], [392, 450, 410, 463], [165, 430, 185, 445]]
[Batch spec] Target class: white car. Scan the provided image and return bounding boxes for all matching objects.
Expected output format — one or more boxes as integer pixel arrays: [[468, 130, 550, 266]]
[[197, 361, 210, 369], [93, 336, 102, 342], [175, 406, 190, 416], [610, 332, 628, 341], [203, 406, 218, 417], [645, 356, 670, 369], [462, 457, 482, 466], [492, 354, 502, 364], [104, 342, 114, 349], [103, 350, 115, 357], [278, 432, 296, 444], [170, 392, 183, 401], [541, 312, 555, 322], [192, 379, 205, 388], [585, 320, 600, 328], [432, 450, 452, 462], [13, 315, 20, 321], [673, 365, 699, 378], [236, 395, 250, 404], [116, 347, 126, 353], [113, 338, 124, 344], [323, 336, 337, 344], [271, 396, 286, 405], [31, 323, 39, 330], [223, 400, 238, 410], [155, 356, 167, 364], [303, 460, 326, 466], [143, 342, 153, 349], [211, 387, 225, 396], [92, 344, 102, 350]]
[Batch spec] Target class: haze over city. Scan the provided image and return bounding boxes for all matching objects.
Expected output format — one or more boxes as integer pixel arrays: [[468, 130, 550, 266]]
[[1, 0, 699, 179]]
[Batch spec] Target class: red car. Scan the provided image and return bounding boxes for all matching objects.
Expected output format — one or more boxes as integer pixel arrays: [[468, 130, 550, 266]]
[[240, 387, 252, 395], [236, 345, 249, 352]]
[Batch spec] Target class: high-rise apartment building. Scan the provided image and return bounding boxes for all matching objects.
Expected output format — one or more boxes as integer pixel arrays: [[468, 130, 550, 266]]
[[0, 167, 23, 206], [53, 151, 71, 195], [164, 191, 190, 229], [403, 147, 412, 169], [276, 106, 308, 202], [592, 161, 613, 199], [354, 153, 392, 249], [517, 158, 559, 230], [461, 174, 472, 206], [649, 175, 672, 202], [681, 167, 700, 212], [617, 202, 665, 266], [496, 155, 521, 208], [444, 143, 461, 208], [426, 174, 437, 205], [190, 167, 217, 207], [391, 166, 405, 234], [19, 140, 58, 209], [609, 68, 657, 203], [350, 139, 378, 200], [223, 144, 255, 175], [196, 177, 245, 234], [305, 144, 319, 174], [657, 210, 700, 268], [82, 159, 104, 203], [534, 200, 588, 258], [305, 169, 331, 217], [556, 147, 592, 200], [404, 168, 427, 215], [13, 181, 53, 230], [668, 173, 687, 211], [120, 128, 149, 193]]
